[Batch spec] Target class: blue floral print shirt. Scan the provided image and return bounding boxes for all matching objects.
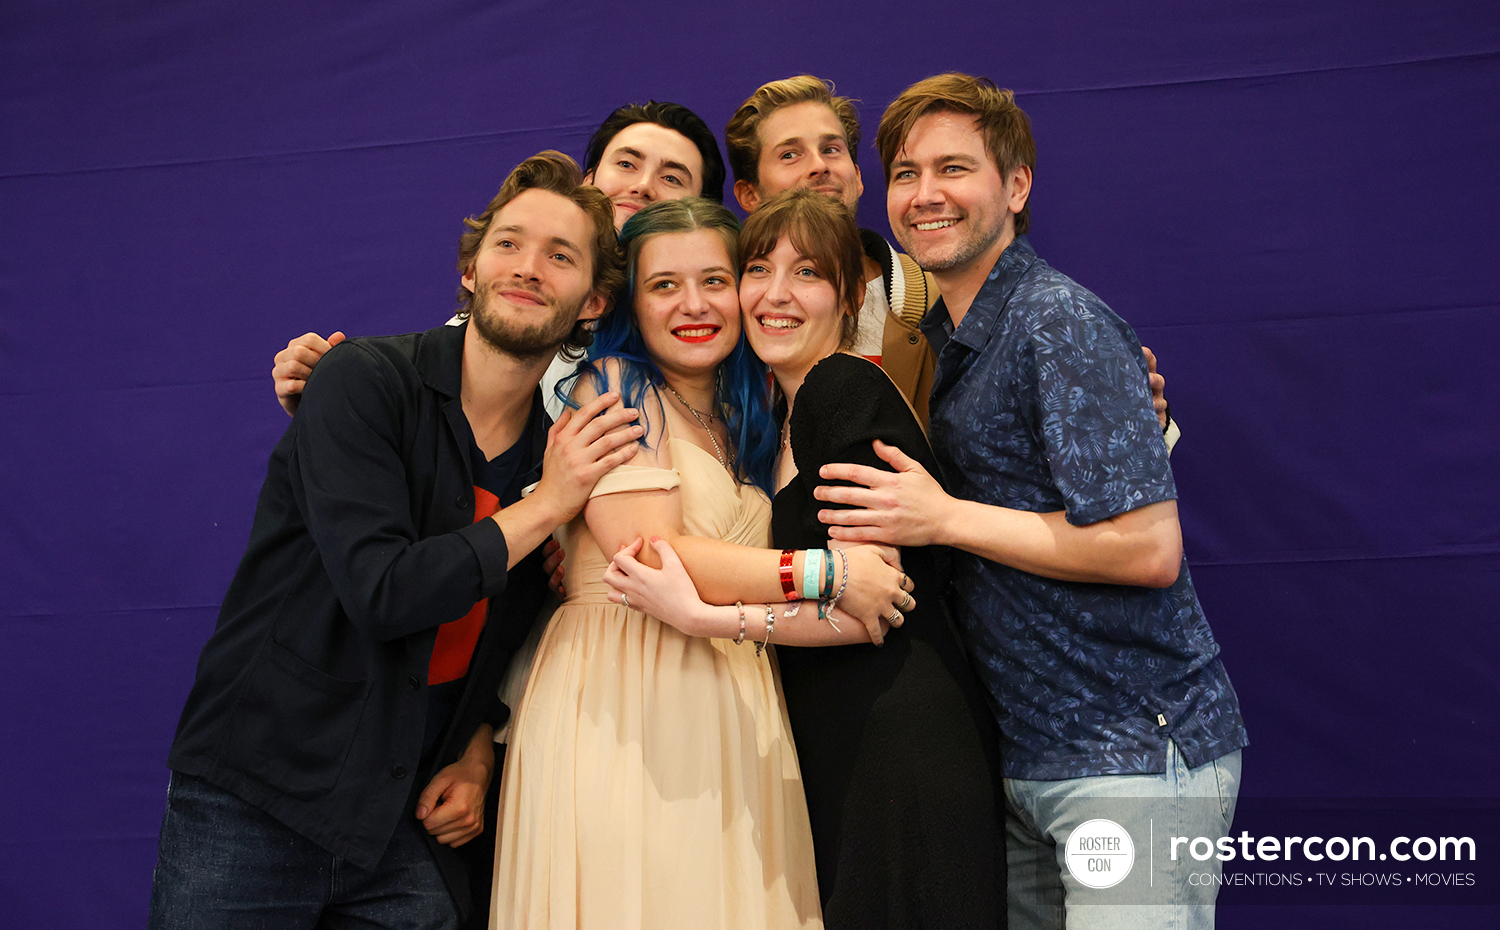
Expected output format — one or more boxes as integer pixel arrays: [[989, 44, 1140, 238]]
[[920, 236, 1247, 780]]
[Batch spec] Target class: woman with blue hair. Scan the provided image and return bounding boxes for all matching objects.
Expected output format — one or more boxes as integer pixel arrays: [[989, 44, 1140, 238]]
[[491, 197, 909, 929]]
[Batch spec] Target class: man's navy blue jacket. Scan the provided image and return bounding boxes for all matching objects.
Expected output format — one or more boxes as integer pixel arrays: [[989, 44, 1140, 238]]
[[166, 322, 547, 912]]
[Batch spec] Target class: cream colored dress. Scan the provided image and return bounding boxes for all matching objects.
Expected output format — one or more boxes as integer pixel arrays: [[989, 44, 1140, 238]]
[[491, 438, 822, 929]]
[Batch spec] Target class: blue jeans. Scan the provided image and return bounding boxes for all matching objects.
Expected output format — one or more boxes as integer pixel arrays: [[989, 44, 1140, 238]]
[[148, 772, 457, 930], [1005, 742, 1242, 930]]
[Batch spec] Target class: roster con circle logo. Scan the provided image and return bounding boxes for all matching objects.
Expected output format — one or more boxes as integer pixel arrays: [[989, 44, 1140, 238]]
[[1064, 818, 1135, 889]]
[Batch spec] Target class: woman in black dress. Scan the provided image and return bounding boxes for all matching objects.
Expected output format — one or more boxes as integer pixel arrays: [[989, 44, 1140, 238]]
[[606, 189, 1006, 928]]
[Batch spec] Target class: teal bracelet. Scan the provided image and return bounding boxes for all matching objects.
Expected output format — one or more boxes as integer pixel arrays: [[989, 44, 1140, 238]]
[[801, 548, 825, 599], [822, 547, 835, 598]]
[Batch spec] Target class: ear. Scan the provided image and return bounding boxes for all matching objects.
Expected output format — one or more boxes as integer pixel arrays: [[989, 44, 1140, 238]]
[[853, 164, 865, 201], [734, 179, 763, 213], [460, 262, 476, 294], [1007, 165, 1033, 217], [578, 290, 608, 323], [582, 168, 596, 187]]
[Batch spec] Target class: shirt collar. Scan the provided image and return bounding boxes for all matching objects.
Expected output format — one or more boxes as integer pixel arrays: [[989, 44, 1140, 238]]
[[920, 235, 1038, 353], [418, 319, 550, 469], [416, 319, 469, 399]]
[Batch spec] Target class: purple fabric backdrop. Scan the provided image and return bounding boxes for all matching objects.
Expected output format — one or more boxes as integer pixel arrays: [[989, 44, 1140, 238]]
[[3, 1, 1497, 926]]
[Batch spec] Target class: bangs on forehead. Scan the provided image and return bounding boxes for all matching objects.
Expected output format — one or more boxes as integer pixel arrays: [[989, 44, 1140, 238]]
[[786, 218, 832, 274], [745, 214, 834, 278], [738, 188, 864, 321], [741, 200, 839, 276]]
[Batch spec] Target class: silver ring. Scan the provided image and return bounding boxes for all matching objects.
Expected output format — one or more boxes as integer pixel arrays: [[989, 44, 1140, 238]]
[[621, 593, 630, 610], [885, 609, 903, 626], [900, 591, 914, 611], [899, 573, 910, 591]]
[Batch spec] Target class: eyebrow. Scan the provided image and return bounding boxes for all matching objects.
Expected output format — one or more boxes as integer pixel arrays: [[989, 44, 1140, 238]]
[[491, 224, 585, 256], [643, 265, 734, 282], [660, 159, 695, 180], [891, 152, 980, 170], [608, 146, 696, 182], [773, 132, 846, 150]]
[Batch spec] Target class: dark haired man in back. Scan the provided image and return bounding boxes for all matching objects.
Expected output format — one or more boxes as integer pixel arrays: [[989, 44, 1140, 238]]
[[271, 100, 728, 418]]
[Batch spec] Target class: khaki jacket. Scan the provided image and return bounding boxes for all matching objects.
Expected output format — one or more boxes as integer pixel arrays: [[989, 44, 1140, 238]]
[[861, 229, 939, 428]]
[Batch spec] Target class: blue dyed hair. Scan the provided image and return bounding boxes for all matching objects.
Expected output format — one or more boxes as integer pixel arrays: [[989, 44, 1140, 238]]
[[560, 197, 777, 496]]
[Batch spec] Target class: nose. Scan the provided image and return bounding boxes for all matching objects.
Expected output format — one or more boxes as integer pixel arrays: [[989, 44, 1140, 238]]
[[765, 268, 793, 305], [681, 280, 710, 314], [512, 245, 543, 281], [910, 170, 943, 208], [632, 175, 659, 203], [806, 150, 828, 177]]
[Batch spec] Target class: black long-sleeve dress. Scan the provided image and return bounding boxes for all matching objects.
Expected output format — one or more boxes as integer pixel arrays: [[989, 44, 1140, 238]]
[[771, 353, 1007, 928]]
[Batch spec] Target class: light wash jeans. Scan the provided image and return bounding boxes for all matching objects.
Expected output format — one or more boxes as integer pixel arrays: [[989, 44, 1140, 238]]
[[1005, 741, 1242, 930]]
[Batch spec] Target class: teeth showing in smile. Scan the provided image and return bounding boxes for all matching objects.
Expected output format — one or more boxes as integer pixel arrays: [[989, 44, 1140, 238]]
[[674, 327, 717, 337], [759, 318, 802, 330], [915, 220, 956, 231]]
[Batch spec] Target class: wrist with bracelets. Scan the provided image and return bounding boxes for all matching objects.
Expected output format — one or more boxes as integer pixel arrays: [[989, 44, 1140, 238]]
[[774, 548, 848, 631]]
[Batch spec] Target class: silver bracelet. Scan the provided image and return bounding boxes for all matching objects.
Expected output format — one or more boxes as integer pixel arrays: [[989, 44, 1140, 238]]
[[823, 548, 850, 626], [756, 604, 776, 657]]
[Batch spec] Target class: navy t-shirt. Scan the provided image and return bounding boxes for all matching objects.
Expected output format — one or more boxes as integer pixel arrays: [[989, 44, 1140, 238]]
[[419, 408, 542, 767]]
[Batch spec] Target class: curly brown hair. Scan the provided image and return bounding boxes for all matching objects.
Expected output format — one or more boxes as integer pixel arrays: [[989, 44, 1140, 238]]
[[454, 151, 625, 357]]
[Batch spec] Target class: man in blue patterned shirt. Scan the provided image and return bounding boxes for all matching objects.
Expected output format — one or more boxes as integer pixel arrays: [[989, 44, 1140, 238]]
[[816, 73, 1247, 929]]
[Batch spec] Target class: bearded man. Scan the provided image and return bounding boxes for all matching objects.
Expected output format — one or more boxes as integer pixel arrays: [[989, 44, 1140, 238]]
[[148, 151, 642, 930]]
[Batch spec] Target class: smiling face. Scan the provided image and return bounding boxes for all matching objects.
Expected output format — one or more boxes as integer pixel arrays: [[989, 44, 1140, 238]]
[[886, 110, 1029, 277], [460, 187, 605, 360], [586, 122, 706, 229], [631, 229, 742, 383], [737, 100, 864, 215], [739, 234, 850, 395]]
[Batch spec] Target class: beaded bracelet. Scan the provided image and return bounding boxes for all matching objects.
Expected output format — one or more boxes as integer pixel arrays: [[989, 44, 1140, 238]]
[[733, 601, 746, 645]]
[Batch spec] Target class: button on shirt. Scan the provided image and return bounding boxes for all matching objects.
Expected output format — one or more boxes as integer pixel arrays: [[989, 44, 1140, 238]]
[[920, 236, 1247, 780]]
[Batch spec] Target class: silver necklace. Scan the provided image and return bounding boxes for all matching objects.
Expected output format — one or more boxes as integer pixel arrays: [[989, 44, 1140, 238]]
[[666, 384, 729, 468], [665, 383, 717, 420]]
